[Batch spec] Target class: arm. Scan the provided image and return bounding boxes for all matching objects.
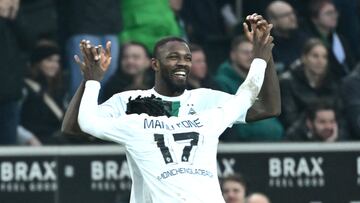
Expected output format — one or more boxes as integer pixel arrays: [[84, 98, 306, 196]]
[[242, 14, 281, 122], [209, 58, 268, 134], [245, 55, 281, 122], [61, 81, 85, 135], [78, 81, 134, 143], [61, 40, 112, 135], [220, 22, 273, 125]]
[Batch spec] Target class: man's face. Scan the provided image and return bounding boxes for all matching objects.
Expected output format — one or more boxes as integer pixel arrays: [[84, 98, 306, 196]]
[[231, 41, 253, 72], [315, 3, 338, 30], [190, 50, 207, 80], [156, 41, 192, 92], [270, 2, 298, 31], [222, 181, 246, 203], [308, 110, 338, 141], [121, 45, 150, 76]]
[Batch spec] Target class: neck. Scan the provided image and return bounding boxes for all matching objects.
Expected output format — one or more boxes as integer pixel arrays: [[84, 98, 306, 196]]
[[304, 68, 325, 88], [154, 79, 184, 97]]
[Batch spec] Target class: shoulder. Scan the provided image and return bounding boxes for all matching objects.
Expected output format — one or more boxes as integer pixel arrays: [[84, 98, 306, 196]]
[[107, 89, 155, 104], [187, 88, 231, 98]]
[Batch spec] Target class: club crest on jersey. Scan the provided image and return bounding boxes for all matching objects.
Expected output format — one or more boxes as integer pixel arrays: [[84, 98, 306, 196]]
[[187, 104, 196, 115], [188, 108, 196, 115]]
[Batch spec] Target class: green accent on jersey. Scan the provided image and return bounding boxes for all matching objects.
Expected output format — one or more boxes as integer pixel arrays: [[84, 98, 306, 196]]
[[170, 101, 180, 116], [162, 100, 181, 117]]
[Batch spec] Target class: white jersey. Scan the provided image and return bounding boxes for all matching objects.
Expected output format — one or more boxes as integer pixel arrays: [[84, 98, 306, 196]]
[[78, 59, 267, 203]]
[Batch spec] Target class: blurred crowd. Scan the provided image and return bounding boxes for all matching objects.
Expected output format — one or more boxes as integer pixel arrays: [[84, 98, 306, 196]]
[[0, 0, 360, 146]]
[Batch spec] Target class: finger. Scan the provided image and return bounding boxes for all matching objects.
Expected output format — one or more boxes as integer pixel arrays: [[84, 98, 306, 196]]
[[91, 46, 99, 62], [270, 43, 275, 50], [257, 19, 268, 29], [74, 54, 81, 65], [243, 22, 251, 35], [74, 55, 86, 72], [253, 24, 259, 41], [84, 42, 93, 60], [267, 24, 274, 33], [105, 41, 112, 58], [80, 42, 89, 63], [254, 15, 263, 22], [96, 45, 103, 55], [268, 36, 274, 43]]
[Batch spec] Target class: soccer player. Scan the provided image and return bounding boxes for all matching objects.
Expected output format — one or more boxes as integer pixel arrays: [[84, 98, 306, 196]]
[[63, 14, 278, 202], [77, 24, 274, 202], [62, 14, 280, 135]]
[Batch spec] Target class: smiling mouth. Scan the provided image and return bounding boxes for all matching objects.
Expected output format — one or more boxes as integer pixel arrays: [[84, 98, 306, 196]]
[[173, 70, 188, 78]]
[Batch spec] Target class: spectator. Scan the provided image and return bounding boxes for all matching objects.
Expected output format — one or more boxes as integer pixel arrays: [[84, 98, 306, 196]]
[[215, 36, 283, 141], [187, 44, 219, 90], [246, 193, 271, 203], [169, 0, 187, 40], [120, 0, 181, 52], [341, 65, 360, 139], [305, 0, 355, 80], [265, 1, 309, 73], [221, 174, 247, 203], [20, 41, 67, 144], [280, 38, 339, 130], [59, 0, 121, 96], [181, 0, 236, 71], [0, 0, 24, 145], [333, 0, 360, 60], [102, 42, 153, 102], [286, 100, 346, 141]]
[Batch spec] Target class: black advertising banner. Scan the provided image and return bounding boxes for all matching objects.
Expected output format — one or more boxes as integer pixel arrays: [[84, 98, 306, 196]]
[[217, 152, 360, 203], [0, 144, 360, 203]]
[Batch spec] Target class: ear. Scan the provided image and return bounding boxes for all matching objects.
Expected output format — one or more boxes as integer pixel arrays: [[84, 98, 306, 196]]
[[151, 58, 159, 71]]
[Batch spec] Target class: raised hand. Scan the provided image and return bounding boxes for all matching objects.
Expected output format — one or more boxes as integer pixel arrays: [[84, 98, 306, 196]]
[[252, 22, 274, 62], [243, 13, 271, 43], [74, 40, 112, 82]]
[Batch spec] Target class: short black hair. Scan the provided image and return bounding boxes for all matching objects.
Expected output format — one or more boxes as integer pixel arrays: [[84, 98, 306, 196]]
[[153, 36, 188, 59], [306, 100, 337, 121], [126, 95, 171, 117], [231, 35, 251, 51]]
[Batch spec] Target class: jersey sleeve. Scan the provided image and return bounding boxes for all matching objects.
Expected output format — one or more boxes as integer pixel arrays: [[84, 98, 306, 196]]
[[78, 81, 142, 144], [203, 58, 267, 134], [97, 93, 127, 118]]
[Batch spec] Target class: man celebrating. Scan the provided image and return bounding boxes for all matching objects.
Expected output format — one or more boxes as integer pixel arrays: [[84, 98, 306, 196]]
[[62, 14, 280, 136], [77, 19, 274, 202]]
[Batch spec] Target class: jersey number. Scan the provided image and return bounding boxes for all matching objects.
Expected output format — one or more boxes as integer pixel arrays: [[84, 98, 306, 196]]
[[154, 132, 199, 164]]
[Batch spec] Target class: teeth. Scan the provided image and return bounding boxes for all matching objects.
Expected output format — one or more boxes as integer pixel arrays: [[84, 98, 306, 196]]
[[174, 71, 186, 76]]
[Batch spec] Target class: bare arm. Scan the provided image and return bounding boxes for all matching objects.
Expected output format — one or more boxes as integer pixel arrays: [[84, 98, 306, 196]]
[[246, 54, 281, 122], [61, 81, 85, 135], [242, 14, 281, 122]]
